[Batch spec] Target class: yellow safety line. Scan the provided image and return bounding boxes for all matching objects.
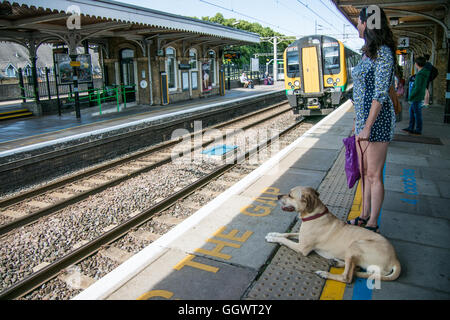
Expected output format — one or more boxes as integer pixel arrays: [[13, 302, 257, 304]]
[[319, 180, 362, 300], [0, 108, 28, 115], [0, 112, 33, 120]]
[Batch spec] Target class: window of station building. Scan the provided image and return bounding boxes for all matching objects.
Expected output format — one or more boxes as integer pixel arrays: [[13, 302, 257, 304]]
[[208, 50, 216, 85], [24, 65, 32, 77], [189, 48, 198, 70], [6, 64, 17, 77], [165, 47, 177, 90], [121, 49, 134, 59]]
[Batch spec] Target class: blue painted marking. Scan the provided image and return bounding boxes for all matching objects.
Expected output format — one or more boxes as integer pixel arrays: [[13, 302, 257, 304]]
[[201, 145, 238, 156], [400, 198, 417, 205], [351, 165, 387, 300], [352, 278, 373, 300]]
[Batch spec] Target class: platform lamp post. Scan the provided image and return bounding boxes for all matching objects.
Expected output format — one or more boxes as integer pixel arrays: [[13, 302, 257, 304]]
[[30, 54, 40, 103], [261, 36, 295, 82], [226, 61, 231, 90], [83, 39, 94, 103], [445, 45, 450, 123], [70, 53, 81, 119]]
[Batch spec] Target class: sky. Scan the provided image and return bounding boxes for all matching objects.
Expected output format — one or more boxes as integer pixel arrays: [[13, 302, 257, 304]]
[[121, 0, 365, 52]]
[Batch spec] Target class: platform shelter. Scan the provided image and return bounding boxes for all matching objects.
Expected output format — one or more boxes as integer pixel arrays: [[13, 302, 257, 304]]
[[0, 0, 259, 116]]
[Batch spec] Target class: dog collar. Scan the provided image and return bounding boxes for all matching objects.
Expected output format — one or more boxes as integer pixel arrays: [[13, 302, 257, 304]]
[[302, 207, 329, 222]]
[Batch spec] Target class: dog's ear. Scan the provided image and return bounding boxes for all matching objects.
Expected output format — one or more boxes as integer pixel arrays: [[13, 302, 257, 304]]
[[301, 188, 319, 212]]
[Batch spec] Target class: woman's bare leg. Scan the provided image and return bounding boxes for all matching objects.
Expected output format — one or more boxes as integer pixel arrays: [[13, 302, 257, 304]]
[[364, 141, 389, 227]]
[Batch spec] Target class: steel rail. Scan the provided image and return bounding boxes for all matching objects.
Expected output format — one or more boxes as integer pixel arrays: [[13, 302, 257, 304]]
[[0, 103, 291, 236], [0, 101, 288, 209]]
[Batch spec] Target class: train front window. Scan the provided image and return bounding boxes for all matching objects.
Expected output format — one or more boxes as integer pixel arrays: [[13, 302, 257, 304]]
[[323, 44, 340, 75], [287, 51, 300, 77]]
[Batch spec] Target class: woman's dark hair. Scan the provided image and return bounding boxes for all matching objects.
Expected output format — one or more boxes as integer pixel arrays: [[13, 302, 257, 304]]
[[359, 6, 397, 62]]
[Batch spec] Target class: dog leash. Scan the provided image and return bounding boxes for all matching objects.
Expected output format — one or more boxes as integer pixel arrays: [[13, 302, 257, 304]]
[[357, 138, 370, 221]]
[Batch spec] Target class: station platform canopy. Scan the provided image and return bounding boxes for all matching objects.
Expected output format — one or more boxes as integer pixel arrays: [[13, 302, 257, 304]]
[[330, 0, 449, 55], [0, 0, 260, 54], [331, 0, 450, 121]]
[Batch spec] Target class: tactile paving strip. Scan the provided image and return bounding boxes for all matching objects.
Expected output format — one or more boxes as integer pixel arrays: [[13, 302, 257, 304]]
[[326, 205, 351, 222], [245, 264, 325, 300], [245, 146, 357, 300], [270, 246, 330, 273], [318, 148, 358, 209]]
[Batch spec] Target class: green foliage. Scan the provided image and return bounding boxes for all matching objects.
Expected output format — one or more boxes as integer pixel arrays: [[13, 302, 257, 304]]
[[199, 13, 294, 68]]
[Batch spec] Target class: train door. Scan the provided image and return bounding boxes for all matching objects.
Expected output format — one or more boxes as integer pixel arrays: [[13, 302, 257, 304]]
[[302, 46, 320, 93]]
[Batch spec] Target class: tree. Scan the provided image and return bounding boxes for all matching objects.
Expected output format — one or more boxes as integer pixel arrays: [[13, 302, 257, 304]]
[[197, 13, 294, 69]]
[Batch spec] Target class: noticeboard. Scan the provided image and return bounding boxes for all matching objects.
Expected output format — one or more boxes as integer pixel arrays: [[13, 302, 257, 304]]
[[77, 54, 93, 83], [55, 53, 73, 84], [54, 53, 93, 84]]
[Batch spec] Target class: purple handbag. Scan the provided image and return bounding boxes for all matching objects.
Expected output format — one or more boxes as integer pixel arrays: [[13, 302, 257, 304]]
[[343, 135, 360, 188]]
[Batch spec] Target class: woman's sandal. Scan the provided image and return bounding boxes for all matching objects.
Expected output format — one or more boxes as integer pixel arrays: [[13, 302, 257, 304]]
[[347, 216, 369, 227], [364, 225, 380, 233]]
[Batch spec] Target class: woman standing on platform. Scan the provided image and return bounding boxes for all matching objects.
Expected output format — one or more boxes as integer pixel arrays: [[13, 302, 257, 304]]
[[347, 6, 397, 233]]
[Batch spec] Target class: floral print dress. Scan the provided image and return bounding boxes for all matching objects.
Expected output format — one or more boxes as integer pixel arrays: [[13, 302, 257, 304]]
[[352, 45, 396, 142]]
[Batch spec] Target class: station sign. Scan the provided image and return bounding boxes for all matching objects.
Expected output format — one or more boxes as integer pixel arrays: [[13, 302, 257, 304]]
[[224, 51, 240, 60], [178, 63, 191, 70], [70, 61, 81, 67], [398, 37, 409, 48]]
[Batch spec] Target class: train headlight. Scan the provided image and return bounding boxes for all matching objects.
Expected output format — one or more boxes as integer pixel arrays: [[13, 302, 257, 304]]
[[336, 78, 341, 83], [288, 82, 292, 86], [294, 80, 300, 87], [327, 78, 333, 84]]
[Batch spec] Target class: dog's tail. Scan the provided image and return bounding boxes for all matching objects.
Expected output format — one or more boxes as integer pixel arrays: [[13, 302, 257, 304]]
[[355, 259, 401, 281]]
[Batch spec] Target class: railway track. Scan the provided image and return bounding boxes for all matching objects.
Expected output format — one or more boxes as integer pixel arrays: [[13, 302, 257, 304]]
[[0, 101, 291, 236], [0, 103, 321, 300]]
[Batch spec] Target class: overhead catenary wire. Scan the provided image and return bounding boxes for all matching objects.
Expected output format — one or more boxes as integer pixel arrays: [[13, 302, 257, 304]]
[[199, 0, 295, 35], [318, 0, 352, 26], [294, 0, 341, 34]]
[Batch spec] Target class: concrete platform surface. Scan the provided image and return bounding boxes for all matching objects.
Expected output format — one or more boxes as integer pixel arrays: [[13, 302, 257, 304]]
[[0, 82, 284, 151]]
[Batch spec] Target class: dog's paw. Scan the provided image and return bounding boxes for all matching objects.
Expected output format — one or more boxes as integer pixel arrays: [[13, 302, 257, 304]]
[[265, 233, 282, 243], [266, 232, 283, 238], [315, 270, 329, 279], [327, 259, 337, 267], [328, 258, 345, 268]]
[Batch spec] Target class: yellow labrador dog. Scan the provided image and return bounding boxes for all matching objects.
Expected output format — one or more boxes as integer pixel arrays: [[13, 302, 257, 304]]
[[265, 186, 401, 284]]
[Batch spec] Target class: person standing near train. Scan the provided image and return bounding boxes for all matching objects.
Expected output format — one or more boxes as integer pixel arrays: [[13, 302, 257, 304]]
[[347, 6, 397, 233], [402, 56, 430, 135]]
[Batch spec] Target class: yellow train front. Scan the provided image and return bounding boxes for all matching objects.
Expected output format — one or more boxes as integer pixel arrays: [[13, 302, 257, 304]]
[[284, 35, 360, 116]]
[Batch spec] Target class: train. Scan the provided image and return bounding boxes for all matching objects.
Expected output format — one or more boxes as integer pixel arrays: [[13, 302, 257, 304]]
[[283, 35, 361, 116]]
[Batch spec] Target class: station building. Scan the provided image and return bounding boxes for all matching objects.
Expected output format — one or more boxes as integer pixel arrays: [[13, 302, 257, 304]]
[[0, 0, 259, 109]]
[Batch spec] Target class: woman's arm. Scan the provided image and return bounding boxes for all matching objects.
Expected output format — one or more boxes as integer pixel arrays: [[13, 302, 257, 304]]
[[358, 100, 382, 141]]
